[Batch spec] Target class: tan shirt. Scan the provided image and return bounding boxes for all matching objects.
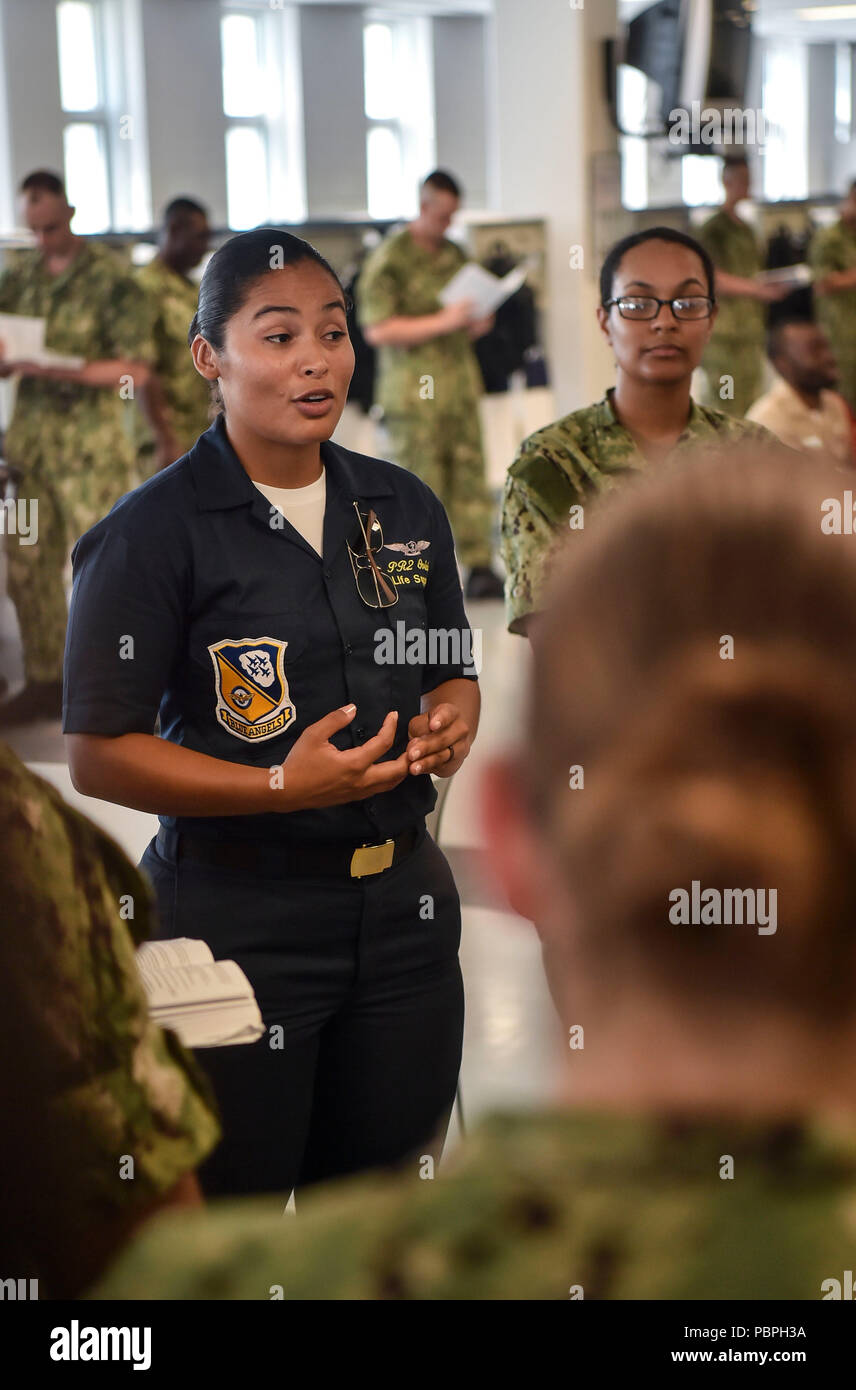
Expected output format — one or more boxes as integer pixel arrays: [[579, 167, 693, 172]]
[[747, 379, 853, 468]]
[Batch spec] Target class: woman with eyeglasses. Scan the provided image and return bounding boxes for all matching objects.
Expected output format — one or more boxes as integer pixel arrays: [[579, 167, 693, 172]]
[[63, 229, 479, 1199], [501, 226, 778, 637]]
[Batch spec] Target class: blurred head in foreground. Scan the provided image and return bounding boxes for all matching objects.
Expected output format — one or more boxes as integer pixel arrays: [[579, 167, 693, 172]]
[[484, 446, 856, 1119]]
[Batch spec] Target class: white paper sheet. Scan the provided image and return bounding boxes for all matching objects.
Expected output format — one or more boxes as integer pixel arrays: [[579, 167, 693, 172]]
[[439, 262, 528, 319], [0, 312, 45, 360], [0, 312, 85, 371]]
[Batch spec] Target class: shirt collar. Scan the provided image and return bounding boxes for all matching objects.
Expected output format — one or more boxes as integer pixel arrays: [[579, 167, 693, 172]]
[[600, 388, 706, 444], [188, 414, 395, 513]]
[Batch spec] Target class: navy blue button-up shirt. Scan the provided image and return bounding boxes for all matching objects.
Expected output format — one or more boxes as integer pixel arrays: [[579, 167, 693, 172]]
[[63, 416, 478, 843]]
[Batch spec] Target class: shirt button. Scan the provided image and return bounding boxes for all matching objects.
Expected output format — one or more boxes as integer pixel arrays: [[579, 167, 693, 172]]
[[355, 725, 366, 738], [344, 643, 353, 656], [323, 568, 332, 580]]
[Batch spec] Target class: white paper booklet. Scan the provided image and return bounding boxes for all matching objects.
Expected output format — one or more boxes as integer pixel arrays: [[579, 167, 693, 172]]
[[0, 312, 45, 360], [136, 937, 265, 1048], [0, 311, 85, 371], [439, 261, 528, 319], [755, 264, 813, 287]]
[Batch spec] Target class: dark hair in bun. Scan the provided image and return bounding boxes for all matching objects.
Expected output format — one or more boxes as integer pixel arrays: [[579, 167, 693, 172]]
[[187, 228, 346, 415]]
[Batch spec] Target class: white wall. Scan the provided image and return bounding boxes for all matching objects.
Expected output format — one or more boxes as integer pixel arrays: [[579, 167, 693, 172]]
[[0, 0, 65, 193], [299, 4, 367, 216], [433, 15, 488, 208], [140, 0, 228, 225], [487, 0, 617, 415]]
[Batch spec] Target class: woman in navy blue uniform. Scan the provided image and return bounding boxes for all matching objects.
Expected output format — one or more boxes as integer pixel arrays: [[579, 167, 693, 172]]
[[63, 230, 480, 1197]]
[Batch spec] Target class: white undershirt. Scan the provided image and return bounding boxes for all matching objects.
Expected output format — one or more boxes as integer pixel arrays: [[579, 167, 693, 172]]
[[253, 469, 327, 556]]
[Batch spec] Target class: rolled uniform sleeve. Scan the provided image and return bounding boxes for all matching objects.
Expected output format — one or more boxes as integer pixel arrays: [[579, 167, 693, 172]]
[[808, 227, 840, 278], [102, 268, 157, 368], [0, 259, 24, 313], [501, 472, 564, 636], [1, 749, 220, 1223], [695, 218, 725, 265], [357, 247, 402, 327], [63, 512, 189, 736]]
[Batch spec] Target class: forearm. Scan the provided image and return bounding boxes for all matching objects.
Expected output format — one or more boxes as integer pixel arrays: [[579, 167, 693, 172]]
[[66, 732, 284, 817], [365, 313, 452, 348], [817, 267, 856, 292], [137, 373, 175, 445], [42, 358, 152, 388], [712, 270, 762, 299], [422, 677, 480, 743]]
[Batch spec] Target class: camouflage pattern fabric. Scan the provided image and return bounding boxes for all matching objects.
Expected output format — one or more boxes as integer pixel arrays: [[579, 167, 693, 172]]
[[383, 409, 493, 570], [358, 228, 495, 569], [501, 391, 777, 633], [809, 219, 856, 413], [134, 257, 211, 468], [0, 742, 221, 1237], [89, 1107, 856, 1299], [696, 210, 765, 417], [0, 241, 155, 682]]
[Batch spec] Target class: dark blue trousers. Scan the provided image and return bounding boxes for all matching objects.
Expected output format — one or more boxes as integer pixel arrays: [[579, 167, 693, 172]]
[[140, 825, 464, 1198]]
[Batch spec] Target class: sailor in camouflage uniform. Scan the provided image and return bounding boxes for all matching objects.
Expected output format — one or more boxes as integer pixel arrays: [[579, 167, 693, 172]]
[[0, 171, 156, 724], [0, 740, 220, 1296], [502, 390, 775, 635], [91, 448, 856, 1302], [135, 197, 213, 473], [502, 226, 777, 635], [89, 1107, 856, 1300], [809, 181, 856, 413], [695, 157, 786, 417], [359, 170, 504, 598]]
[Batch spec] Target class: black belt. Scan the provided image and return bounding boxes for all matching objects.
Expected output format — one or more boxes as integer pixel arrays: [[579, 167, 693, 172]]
[[156, 824, 422, 880]]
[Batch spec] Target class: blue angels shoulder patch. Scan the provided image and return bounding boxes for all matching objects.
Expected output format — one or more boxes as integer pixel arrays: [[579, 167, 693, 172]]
[[208, 637, 295, 743]]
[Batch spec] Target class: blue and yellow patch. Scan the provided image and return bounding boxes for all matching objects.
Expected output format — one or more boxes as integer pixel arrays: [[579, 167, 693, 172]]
[[208, 636, 295, 743]]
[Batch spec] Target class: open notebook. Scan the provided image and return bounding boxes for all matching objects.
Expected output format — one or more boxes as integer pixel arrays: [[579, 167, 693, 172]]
[[136, 938, 265, 1048]]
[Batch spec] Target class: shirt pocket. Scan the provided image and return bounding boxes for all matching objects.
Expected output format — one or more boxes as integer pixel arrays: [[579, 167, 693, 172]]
[[190, 608, 308, 669]]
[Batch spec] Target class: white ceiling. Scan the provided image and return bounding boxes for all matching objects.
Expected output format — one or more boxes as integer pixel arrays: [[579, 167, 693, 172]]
[[754, 0, 856, 40], [235, 0, 493, 11], [619, 0, 856, 43]]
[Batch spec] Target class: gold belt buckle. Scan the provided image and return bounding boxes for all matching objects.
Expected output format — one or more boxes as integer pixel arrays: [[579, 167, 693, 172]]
[[350, 839, 395, 878]]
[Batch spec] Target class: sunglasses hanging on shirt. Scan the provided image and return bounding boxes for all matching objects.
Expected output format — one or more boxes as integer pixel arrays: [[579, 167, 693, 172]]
[[347, 502, 398, 609]]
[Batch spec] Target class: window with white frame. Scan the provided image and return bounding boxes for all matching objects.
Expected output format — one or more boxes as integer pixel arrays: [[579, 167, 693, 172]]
[[617, 64, 649, 210], [222, 9, 269, 229], [762, 41, 807, 202], [220, 4, 305, 229], [836, 42, 852, 146], [56, 0, 111, 233], [364, 17, 435, 221]]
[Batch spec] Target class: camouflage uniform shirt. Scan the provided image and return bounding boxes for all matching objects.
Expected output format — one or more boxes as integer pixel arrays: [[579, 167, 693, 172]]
[[90, 1107, 856, 1299], [0, 239, 155, 484], [135, 257, 210, 461], [501, 390, 776, 633], [696, 210, 765, 416], [357, 227, 484, 419], [809, 219, 856, 411], [1, 742, 221, 1245]]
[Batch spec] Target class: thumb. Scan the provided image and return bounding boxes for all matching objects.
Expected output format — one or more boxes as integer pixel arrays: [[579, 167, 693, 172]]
[[309, 702, 358, 742]]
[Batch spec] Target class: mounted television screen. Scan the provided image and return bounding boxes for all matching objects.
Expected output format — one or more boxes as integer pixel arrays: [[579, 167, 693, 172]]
[[705, 0, 752, 103], [625, 0, 753, 128], [626, 0, 683, 119]]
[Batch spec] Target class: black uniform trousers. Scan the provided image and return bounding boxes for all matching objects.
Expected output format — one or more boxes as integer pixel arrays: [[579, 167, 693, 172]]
[[140, 823, 464, 1197]]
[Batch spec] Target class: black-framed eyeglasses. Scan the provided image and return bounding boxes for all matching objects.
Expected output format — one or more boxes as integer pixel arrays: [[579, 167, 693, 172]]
[[603, 295, 715, 321], [347, 502, 398, 609]]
